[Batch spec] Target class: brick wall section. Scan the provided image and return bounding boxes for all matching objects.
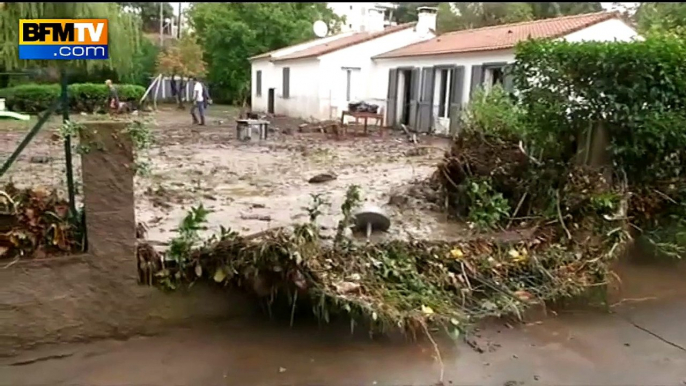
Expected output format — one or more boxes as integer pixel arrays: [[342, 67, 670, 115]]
[[0, 121, 253, 357], [79, 121, 137, 258]]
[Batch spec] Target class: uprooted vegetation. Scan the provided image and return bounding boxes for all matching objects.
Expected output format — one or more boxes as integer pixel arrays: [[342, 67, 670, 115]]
[[138, 37, 686, 347], [0, 183, 86, 260]]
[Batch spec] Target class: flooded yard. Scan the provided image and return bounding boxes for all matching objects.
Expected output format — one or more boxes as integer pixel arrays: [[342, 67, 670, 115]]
[[0, 106, 457, 245]]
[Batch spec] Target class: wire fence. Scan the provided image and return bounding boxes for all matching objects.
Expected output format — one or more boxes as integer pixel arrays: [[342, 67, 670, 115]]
[[0, 71, 80, 214]]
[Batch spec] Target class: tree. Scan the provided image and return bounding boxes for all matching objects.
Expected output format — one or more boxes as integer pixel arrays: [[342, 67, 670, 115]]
[[118, 2, 174, 33], [634, 2, 686, 38], [0, 3, 141, 74], [393, 2, 440, 24], [122, 38, 160, 86], [435, 2, 604, 34], [156, 34, 206, 108], [528, 2, 603, 19], [188, 3, 342, 104], [438, 3, 533, 33]]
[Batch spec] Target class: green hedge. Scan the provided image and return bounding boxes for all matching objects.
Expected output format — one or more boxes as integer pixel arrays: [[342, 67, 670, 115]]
[[512, 37, 686, 185], [0, 83, 145, 113]]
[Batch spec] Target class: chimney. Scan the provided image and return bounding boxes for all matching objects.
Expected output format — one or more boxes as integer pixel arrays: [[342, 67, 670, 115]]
[[416, 6, 437, 33]]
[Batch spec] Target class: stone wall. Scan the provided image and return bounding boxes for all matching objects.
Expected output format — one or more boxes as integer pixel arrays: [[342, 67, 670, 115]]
[[0, 121, 252, 357]]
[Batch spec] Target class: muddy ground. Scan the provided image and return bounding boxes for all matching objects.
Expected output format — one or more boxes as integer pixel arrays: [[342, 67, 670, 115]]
[[0, 105, 460, 247]]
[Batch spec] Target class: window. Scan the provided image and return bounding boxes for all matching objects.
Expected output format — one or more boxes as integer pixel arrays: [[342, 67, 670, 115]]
[[343, 67, 361, 102], [282, 67, 290, 99], [256, 70, 262, 97], [483, 66, 505, 91], [436, 68, 455, 118]]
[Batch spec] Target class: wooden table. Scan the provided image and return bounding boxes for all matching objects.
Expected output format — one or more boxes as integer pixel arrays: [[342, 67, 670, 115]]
[[340, 111, 384, 135], [236, 119, 269, 141]]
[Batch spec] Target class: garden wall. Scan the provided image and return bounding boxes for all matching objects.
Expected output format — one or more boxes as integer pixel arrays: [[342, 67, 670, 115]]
[[0, 121, 252, 357]]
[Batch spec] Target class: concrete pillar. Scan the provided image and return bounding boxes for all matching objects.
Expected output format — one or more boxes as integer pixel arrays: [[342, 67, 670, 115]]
[[79, 121, 136, 259]]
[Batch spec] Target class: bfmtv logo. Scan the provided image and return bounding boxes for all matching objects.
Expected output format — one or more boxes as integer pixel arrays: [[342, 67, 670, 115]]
[[19, 19, 109, 60]]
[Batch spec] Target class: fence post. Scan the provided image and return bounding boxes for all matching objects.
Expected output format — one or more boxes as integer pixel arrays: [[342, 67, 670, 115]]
[[576, 119, 613, 181], [61, 69, 77, 215]]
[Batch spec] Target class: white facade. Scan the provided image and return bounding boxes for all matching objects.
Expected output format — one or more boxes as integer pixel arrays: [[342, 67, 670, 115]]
[[250, 18, 436, 121], [328, 2, 397, 33], [371, 17, 639, 134]]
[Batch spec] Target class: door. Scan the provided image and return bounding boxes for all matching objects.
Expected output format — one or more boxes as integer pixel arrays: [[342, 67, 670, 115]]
[[386, 69, 398, 128], [416, 67, 435, 133], [408, 67, 421, 130], [267, 88, 275, 114], [448, 66, 465, 135]]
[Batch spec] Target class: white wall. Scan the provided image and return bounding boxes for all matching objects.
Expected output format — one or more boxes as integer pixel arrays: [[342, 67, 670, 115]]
[[251, 60, 272, 112], [317, 26, 435, 120], [272, 59, 322, 120], [563, 18, 639, 43]]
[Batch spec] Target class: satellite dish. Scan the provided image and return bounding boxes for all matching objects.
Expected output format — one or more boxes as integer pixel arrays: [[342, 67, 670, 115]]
[[313, 20, 329, 38]]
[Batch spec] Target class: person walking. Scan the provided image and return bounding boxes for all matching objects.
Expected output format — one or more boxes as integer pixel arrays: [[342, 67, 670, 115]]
[[105, 79, 120, 113], [190, 76, 206, 126]]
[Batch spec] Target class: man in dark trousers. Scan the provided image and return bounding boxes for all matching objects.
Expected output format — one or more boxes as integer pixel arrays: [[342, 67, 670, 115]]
[[190, 76, 212, 125]]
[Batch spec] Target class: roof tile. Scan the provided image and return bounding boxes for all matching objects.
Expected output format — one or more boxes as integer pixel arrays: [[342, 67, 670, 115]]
[[374, 11, 619, 59]]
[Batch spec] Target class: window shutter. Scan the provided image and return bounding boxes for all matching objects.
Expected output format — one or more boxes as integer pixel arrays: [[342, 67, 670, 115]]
[[282, 67, 290, 99], [469, 65, 484, 99]]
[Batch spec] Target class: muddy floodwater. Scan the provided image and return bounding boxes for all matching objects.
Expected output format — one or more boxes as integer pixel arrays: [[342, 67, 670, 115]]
[[0, 107, 459, 245]]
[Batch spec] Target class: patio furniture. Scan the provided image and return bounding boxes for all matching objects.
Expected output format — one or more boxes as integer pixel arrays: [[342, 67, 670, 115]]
[[340, 110, 384, 136], [236, 119, 269, 141]]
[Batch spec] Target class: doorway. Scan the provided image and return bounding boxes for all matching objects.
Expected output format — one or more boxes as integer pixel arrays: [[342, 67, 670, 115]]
[[267, 88, 275, 114], [398, 68, 414, 125]]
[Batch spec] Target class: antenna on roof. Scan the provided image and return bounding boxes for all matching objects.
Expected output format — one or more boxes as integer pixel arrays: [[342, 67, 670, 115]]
[[313, 20, 329, 38]]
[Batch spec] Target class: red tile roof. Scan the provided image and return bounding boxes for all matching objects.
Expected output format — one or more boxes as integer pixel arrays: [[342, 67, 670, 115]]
[[249, 36, 329, 61], [374, 11, 620, 59], [271, 22, 416, 62]]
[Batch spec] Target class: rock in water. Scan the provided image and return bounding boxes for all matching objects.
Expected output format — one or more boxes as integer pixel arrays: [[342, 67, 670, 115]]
[[308, 172, 337, 184]]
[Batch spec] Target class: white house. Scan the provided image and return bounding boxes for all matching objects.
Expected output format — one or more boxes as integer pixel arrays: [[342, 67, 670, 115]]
[[327, 2, 398, 33], [249, 7, 437, 121], [371, 11, 640, 134]]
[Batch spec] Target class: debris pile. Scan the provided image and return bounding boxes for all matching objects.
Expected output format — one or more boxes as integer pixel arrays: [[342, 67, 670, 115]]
[[0, 183, 85, 260], [144, 131, 629, 336]]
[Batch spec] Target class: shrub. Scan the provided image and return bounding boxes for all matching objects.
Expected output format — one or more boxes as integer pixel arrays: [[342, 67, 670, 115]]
[[512, 37, 686, 184], [512, 37, 686, 256], [0, 82, 145, 113], [461, 84, 526, 140]]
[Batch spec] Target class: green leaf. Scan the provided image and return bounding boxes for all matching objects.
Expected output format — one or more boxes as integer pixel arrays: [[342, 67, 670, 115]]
[[213, 267, 227, 283]]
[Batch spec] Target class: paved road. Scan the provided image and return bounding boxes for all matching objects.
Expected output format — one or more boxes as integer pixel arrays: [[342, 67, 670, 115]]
[[3, 257, 686, 386], [1, 297, 686, 386]]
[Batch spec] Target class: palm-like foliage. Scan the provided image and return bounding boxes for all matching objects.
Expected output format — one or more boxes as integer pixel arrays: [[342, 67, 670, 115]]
[[0, 3, 141, 72]]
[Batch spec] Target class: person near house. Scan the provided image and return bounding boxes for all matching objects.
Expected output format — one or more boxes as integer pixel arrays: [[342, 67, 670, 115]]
[[190, 76, 211, 125], [105, 79, 120, 112]]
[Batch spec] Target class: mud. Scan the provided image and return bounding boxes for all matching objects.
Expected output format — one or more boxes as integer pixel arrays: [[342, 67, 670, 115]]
[[0, 106, 460, 248], [2, 290, 686, 386]]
